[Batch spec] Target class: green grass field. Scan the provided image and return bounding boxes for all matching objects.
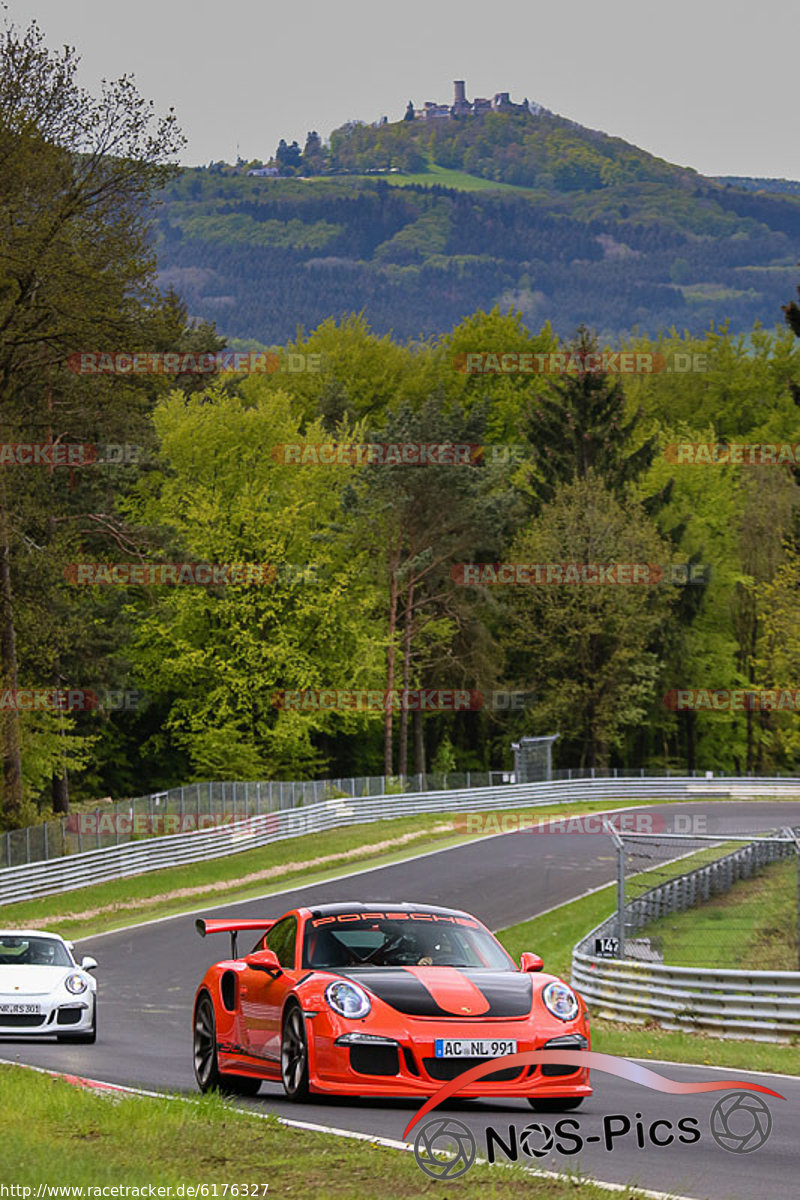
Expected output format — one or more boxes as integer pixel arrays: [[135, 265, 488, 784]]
[[634, 856, 798, 970], [351, 163, 536, 194], [0, 1063, 651, 1197]]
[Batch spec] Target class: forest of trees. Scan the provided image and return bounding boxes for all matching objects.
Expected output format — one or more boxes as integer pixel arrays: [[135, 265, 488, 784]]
[[2, 20, 800, 831], [155, 164, 800, 344]]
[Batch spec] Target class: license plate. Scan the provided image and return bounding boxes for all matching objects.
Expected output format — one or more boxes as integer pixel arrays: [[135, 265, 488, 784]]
[[434, 1038, 517, 1058], [0, 1003, 40, 1015]]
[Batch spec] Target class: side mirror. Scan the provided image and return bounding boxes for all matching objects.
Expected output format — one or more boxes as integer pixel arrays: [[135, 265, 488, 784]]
[[244, 949, 282, 976], [520, 952, 544, 973], [80, 956, 98, 971]]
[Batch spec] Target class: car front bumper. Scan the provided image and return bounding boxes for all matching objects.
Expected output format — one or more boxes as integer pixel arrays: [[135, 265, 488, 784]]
[[308, 1014, 591, 1098], [0, 994, 94, 1036]]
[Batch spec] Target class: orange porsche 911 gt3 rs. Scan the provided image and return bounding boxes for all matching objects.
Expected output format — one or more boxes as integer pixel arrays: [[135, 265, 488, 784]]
[[192, 901, 591, 1110]]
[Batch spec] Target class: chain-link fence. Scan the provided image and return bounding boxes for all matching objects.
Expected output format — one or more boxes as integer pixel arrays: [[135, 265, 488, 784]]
[[4, 765, 800, 870], [600, 826, 800, 970], [512, 735, 559, 782], [0, 771, 513, 869]]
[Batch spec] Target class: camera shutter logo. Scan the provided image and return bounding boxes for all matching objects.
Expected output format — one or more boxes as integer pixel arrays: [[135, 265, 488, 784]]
[[520, 1121, 555, 1158], [414, 1117, 476, 1179], [710, 1091, 772, 1154]]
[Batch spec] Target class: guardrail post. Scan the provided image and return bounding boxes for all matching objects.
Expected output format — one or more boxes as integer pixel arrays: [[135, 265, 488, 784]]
[[781, 827, 800, 972], [617, 840, 626, 955]]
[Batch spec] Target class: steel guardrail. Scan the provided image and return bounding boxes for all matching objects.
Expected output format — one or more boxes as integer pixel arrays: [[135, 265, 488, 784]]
[[6, 766, 796, 870], [2, 775, 800, 906], [571, 832, 800, 1041]]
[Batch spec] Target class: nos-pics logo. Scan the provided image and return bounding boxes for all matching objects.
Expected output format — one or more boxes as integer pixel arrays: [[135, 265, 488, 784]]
[[406, 1052, 782, 1180]]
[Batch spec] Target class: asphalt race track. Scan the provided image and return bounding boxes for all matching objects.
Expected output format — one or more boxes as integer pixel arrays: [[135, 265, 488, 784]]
[[4, 801, 799, 1199]]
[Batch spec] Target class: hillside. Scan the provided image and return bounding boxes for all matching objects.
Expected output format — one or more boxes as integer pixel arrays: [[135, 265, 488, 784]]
[[154, 109, 800, 342]]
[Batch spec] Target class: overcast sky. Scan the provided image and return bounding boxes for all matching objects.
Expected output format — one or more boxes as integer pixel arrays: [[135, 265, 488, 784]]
[[8, 0, 799, 179]]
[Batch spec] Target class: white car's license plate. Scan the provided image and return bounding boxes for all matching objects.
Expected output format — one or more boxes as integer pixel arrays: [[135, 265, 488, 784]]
[[0, 1003, 40, 1015], [434, 1038, 517, 1058]]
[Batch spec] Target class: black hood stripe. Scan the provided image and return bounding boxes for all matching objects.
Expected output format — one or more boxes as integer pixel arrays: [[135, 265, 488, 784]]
[[334, 969, 532, 1018]]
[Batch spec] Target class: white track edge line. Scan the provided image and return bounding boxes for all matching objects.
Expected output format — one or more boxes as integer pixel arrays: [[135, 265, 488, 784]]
[[0, 1057, 702, 1200]]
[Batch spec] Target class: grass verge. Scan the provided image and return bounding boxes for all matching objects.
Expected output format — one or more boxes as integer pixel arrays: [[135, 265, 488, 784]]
[[2, 798, 674, 941], [495, 882, 800, 1076], [352, 163, 534, 194], [0, 1063, 647, 1197], [635, 857, 797, 970]]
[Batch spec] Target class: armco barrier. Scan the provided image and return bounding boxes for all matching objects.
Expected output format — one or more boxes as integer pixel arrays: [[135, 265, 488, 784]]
[[1, 774, 799, 906], [572, 834, 800, 1042], [2, 771, 512, 869], [5, 766, 795, 870], [571, 956, 800, 1042]]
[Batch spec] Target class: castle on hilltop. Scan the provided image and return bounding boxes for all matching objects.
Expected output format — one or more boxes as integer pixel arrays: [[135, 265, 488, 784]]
[[410, 80, 541, 123]]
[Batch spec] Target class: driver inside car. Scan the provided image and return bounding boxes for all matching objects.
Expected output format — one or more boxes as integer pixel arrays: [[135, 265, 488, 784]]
[[26, 941, 57, 965], [307, 922, 466, 968]]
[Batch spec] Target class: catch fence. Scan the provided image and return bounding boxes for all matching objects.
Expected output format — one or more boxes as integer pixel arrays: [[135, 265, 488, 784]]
[[2, 774, 800, 905]]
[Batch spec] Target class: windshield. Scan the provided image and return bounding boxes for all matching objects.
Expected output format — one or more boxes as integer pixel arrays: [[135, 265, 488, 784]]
[[303, 912, 515, 970], [0, 935, 72, 967]]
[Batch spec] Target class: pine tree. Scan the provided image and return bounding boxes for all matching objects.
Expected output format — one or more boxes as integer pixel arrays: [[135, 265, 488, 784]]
[[520, 326, 657, 507], [783, 283, 800, 407]]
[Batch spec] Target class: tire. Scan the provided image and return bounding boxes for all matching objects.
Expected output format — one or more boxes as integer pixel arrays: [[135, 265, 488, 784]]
[[194, 993, 221, 1092], [193, 992, 261, 1096], [527, 1096, 584, 1112], [57, 999, 96, 1044], [280, 1002, 310, 1102]]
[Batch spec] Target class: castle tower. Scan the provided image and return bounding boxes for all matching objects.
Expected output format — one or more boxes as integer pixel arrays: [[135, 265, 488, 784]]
[[454, 80, 466, 106]]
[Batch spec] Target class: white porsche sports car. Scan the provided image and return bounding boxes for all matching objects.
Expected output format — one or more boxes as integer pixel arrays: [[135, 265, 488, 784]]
[[0, 930, 97, 1043]]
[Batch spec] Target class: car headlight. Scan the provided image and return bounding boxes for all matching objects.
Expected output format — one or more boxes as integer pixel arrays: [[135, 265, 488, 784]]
[[65, 973, 88, 995], [325, 980, 371, 1019], [542, 981, 579, 1021]]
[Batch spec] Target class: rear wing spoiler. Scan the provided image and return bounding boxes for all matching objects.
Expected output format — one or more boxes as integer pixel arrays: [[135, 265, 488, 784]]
[[195, 918, 276, 959]]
